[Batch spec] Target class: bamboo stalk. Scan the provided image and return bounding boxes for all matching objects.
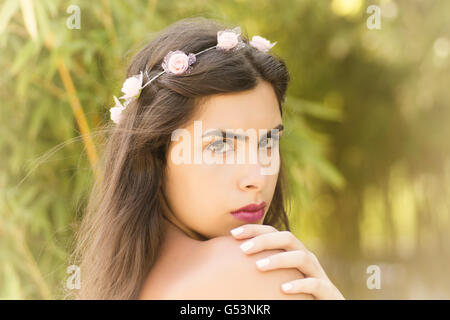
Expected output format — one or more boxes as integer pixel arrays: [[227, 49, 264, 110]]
[[56, 59, 101, 182], [43, 32, 101, 184]]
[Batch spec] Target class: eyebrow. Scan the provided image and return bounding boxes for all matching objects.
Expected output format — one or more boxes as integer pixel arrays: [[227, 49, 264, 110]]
[[202, 124, 284, 141]]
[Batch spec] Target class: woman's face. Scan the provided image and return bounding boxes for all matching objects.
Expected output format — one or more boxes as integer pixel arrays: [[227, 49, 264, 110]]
[[163, 80, 284, 240]]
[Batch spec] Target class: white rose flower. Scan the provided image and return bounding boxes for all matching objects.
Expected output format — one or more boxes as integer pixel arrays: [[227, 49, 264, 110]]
[[110, 96, 127, 124], [120, 71, 144, 100], [249, 35, 277, 53]]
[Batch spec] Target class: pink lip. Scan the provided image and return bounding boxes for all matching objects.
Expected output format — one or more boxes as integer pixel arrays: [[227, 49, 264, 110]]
[[231, 201, 266, 222]]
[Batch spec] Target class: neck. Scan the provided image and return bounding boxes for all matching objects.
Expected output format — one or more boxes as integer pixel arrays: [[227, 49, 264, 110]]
[[163, 215, 208, 242]]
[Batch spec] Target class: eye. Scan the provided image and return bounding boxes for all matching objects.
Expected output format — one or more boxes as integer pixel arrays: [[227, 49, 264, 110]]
[[259, 135, 280, 149], [205, 138, 234, 154]]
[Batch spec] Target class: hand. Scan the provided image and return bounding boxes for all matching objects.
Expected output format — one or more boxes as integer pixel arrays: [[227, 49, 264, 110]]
[[230, 224, 345, 300]]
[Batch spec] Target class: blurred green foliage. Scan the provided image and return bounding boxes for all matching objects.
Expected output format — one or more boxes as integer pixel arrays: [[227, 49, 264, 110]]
[[1, 0, 449, 299]]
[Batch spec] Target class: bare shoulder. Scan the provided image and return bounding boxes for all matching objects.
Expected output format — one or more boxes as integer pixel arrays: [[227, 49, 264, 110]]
[[163, 235, 314, 300]]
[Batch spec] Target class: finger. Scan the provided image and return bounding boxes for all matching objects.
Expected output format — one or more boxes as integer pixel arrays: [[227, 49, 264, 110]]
[[230, 224, 278, 239], [238, 230, 306, 254], [255, 250, 327, 279], [281, 278, 345, 300]]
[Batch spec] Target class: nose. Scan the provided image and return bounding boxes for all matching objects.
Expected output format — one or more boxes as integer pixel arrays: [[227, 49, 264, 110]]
[[235, 136, 279, 192], [238, 163, 268, 192]]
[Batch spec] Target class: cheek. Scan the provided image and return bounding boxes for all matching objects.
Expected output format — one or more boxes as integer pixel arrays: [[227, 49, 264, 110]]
[[267, 172, 279, 194], [165, 161, 232, 221]]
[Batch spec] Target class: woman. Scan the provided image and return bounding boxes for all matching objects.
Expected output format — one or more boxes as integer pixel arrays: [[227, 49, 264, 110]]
[[70, 17, 344, 300]]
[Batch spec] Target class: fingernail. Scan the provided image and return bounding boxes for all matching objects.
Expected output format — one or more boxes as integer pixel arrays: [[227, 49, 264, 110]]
[[240, 241, 254, 252], [256, 258, 270, 269], [282, 282, 293, 292], [230, 227, 244, 236]]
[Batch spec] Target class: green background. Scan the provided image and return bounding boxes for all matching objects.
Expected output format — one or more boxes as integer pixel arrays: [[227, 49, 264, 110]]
[[1, 0, 449, 299]]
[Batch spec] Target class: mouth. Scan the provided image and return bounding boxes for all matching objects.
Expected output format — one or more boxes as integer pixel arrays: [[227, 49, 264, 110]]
[[230, 201, 267, 223]]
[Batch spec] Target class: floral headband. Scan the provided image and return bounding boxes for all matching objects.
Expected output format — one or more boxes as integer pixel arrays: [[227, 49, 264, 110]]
[[110, 27, 277, 124]]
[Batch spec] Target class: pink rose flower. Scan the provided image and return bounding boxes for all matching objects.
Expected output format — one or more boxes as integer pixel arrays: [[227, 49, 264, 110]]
[[120, 71, 143, 100], [162, 50, 196, 75], [217, 27, 245, 51], [249, 35, 277, 53]]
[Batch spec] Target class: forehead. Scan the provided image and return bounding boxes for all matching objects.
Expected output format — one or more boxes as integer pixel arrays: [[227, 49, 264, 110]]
[[189, 80, 282, 131]]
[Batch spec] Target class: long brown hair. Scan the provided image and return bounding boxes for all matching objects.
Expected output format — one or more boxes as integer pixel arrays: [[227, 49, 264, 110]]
[[69, 17, 291, 300]]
